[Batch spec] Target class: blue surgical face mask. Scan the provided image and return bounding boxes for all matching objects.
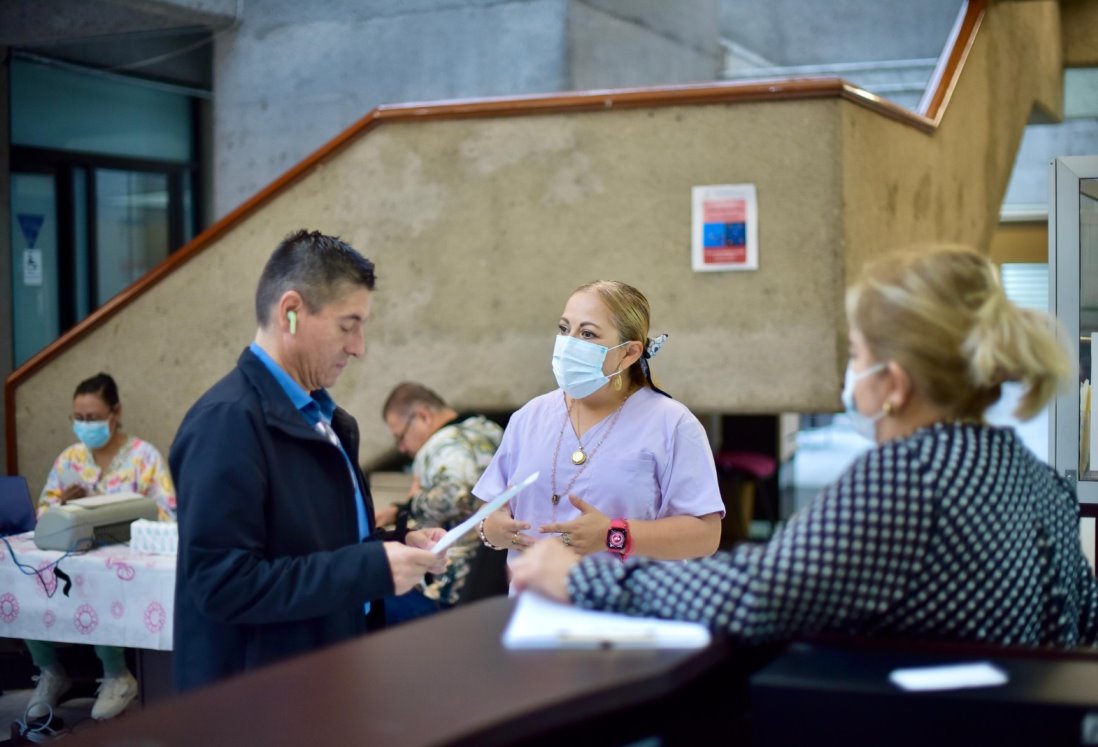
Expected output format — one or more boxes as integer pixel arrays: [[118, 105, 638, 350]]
[[73, 419, 112, 450], [840, 362, 887, 441], [552, 335, 628, 399]]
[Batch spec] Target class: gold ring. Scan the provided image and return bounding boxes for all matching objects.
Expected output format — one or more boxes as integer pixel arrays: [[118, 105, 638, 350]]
[[511, 534, 519, 545], [561, 533, 572, 546]]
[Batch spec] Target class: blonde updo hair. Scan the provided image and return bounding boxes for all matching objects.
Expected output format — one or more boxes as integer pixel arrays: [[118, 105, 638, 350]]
[[846, 245, 1069, 421], [573, 280, 651, 389]]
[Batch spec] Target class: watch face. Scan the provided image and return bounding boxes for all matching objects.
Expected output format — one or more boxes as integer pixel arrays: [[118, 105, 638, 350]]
[[608, 528, 626, 551]]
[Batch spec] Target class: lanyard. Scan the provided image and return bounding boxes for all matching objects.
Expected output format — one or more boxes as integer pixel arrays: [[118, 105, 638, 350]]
[[315, 421, 362, 505]]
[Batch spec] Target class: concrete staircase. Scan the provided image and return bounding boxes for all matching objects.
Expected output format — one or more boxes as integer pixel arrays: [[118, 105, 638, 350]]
[[722, 48, 938, 113]]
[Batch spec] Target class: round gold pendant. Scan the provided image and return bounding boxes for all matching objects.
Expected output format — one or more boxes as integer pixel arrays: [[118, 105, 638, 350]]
[[571, 449, 587, 465]]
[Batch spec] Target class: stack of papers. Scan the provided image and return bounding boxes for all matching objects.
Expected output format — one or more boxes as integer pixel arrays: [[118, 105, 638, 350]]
[[502, 592, 711, 650]]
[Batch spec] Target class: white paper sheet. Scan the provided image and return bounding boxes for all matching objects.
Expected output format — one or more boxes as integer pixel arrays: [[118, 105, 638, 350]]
[[430, 471, 539, 556], [502, 591, 711, 649], [889, 662, 1008, 692]]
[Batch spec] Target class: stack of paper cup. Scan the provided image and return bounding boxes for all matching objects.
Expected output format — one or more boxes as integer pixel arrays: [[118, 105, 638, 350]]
[[130, 519, 178, 555]]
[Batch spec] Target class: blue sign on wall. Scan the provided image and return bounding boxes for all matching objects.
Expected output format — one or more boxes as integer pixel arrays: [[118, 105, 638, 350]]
[[18, 213, 44, 248]]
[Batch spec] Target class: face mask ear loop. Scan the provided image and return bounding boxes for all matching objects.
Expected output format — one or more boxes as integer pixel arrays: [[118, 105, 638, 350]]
[[610, 341, 632, 390]]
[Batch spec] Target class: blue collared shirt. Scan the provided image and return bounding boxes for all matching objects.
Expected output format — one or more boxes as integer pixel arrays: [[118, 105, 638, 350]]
[[249, 342, 372, 613]]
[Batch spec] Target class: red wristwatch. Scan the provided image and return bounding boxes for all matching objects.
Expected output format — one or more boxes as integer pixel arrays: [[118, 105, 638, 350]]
[[607, 518, 632, 560]]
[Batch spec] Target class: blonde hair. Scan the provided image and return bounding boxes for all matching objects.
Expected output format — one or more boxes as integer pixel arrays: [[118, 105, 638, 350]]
[[573, 280, 651, 389], [846, 245, 1070, 421]]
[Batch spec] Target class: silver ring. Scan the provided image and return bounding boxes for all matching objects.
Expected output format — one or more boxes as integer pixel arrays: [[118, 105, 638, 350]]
[[561, 533, 572, 547]]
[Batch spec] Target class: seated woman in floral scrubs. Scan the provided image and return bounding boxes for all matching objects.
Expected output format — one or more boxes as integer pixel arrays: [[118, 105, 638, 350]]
[[27, 372, 175, 722]]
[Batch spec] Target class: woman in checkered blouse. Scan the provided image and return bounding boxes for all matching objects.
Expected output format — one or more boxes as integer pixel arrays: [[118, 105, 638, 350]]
[[512, 245, 1098, 648]]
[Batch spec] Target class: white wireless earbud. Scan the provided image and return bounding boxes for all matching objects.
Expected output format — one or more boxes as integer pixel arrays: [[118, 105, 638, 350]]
[[288, 310, 297, 336]]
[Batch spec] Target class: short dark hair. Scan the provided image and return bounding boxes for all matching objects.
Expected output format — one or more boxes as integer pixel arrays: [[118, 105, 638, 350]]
[[382, 382, 447, 420], [74, 373, 120, 409], [255, 229, 377, 326]]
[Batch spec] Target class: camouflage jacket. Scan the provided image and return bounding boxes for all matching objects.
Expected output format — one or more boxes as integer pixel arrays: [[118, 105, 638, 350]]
[[408, 415, 503, 605]]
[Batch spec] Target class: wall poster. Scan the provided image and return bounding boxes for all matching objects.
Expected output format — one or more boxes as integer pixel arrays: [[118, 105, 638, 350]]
[[691, 184, 758, 272]]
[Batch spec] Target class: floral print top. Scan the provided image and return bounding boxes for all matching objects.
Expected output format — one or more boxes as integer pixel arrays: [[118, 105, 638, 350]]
[[39, 436, 177, 521]]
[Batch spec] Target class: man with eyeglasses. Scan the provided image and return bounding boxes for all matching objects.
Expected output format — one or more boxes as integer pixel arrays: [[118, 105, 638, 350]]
[[379, 382, 504, 623]]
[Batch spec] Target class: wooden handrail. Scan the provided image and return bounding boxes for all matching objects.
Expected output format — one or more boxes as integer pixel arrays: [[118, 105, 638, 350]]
[[3, 1, 986, 474], [921, 0, 987, 124]]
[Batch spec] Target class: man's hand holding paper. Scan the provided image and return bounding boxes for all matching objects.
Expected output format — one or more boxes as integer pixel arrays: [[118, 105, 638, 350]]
[[406, 528, 449, 574]]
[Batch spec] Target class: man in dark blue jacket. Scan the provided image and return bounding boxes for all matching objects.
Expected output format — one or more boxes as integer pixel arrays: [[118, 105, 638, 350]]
[[171, 229, 445, 691]]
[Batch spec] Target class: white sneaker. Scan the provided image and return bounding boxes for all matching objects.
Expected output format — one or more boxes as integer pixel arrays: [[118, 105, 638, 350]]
[[26, 669, 72, 720], [91, 672, 138, 720]]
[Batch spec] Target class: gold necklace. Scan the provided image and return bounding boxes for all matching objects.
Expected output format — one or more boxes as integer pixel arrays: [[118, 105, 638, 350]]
[[567, 397, 620, 465], [550, 393, 629, 510]]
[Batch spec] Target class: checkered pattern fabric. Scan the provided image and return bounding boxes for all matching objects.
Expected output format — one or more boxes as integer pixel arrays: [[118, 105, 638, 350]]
[[570, 423, 1098, 647]]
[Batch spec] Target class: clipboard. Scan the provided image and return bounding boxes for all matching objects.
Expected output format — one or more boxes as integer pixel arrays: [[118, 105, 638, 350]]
[[430, 471, 539, 556]]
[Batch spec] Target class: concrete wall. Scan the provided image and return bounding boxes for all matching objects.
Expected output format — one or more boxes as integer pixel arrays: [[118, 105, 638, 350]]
[[719, 0, 964, 66], [0, 0, 232, 45], [1063, 0, 1098, 65], [569, 0, 722, 89], [1002, 0, 1098, 215], [1003, 118, 1098, 212], [212, 0, 572, 218], [990, 221, 1047, 263], [841, 1, 1063, 275], [212, 0, 725, 219]]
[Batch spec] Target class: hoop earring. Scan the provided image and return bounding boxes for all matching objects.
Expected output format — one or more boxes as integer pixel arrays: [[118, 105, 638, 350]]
[[612, 372, 623, 392]]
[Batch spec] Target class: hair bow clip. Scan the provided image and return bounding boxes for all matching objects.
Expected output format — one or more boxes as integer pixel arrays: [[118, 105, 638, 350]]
[[645, 333, 668, 359]]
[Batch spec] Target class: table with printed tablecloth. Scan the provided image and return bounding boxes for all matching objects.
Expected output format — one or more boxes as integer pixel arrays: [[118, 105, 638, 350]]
[[0, 531, 174, 651]]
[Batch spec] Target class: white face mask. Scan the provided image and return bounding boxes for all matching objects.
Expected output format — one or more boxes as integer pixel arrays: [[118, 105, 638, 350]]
[[841, 362, 887, 441], [551, 335, 628, 399]]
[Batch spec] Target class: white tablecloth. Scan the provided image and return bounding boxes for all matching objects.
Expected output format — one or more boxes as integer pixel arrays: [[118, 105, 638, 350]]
[[0, 531, 174, 650]]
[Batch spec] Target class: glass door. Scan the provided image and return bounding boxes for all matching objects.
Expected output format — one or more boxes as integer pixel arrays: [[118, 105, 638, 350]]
[[9, 173, 60, 366], [8, 158, 189, 367], [94, 169, 171, 306], [1050, 156, 1098, 508]]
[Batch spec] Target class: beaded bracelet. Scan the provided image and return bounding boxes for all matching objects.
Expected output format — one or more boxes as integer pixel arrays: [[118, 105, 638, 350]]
[[478, 518, 506, 550]]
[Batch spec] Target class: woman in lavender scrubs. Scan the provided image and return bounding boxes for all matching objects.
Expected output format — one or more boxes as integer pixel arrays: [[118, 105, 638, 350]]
[[474, 280, 724, 570]]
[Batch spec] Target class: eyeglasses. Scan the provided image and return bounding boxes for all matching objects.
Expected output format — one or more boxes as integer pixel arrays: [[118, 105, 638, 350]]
[[70, 413, 111, 423], [392, 413, 416, 446]]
